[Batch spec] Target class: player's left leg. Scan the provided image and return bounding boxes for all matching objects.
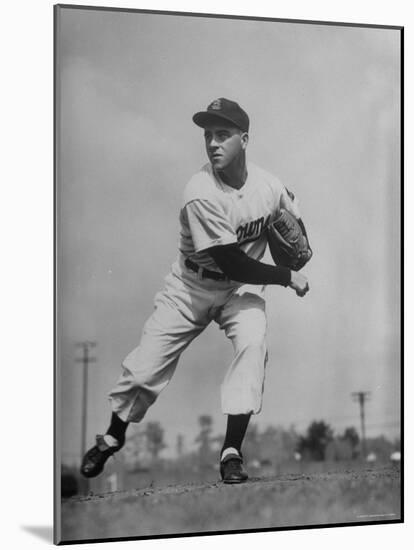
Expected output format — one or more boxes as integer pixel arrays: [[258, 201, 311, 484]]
[[215, 288, 267, 483], [219, 413, 251, 483], [217, 288, 267, 416]]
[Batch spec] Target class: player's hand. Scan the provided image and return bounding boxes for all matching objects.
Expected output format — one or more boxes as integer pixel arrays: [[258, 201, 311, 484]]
[[289, 271, 309, 297]]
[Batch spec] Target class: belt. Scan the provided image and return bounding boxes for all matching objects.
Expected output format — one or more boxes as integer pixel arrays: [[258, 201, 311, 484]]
[[184, 258, 228, 281]]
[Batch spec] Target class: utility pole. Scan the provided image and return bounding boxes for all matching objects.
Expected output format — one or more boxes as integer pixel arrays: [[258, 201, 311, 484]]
[[351, 391, 370, 458], [76, 341, 97, 462]]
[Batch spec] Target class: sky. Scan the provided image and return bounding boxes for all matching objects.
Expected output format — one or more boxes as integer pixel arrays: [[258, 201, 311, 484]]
[[55, 7, 401, 463]]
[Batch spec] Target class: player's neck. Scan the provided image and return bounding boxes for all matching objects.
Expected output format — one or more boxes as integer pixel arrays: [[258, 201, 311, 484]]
[[216, 155, 248, 190]]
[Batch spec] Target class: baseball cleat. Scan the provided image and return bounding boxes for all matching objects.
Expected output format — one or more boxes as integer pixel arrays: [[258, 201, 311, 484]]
[[80, 435, 121, 478], [220, 452, 248, 484]]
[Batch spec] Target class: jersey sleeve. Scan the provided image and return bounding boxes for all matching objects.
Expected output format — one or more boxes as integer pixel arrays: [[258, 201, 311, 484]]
[[184, 199, 238, 252], [279, 186, 302, 219]]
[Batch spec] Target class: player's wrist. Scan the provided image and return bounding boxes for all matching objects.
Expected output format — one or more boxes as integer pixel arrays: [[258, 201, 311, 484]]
[[275, 266, 291, 287]]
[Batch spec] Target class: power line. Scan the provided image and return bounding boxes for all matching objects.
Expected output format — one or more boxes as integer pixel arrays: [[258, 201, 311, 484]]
[[75, 341, 97, 461]]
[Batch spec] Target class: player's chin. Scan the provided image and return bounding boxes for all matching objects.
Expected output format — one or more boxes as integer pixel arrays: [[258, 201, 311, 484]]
[[210, 158, 227, 170]]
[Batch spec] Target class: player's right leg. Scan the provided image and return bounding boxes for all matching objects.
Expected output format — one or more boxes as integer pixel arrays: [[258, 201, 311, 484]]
[[81, 269, 209, 478]]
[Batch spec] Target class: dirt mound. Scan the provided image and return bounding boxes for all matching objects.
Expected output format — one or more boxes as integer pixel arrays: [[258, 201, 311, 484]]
[[59, 466, 401, 543]]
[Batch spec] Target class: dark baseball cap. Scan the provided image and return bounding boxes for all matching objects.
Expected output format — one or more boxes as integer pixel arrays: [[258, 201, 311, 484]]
[[192, 98, 249, 132]]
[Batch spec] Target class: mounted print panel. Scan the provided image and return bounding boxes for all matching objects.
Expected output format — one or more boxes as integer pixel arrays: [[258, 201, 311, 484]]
[[54, 4, 403, 545]]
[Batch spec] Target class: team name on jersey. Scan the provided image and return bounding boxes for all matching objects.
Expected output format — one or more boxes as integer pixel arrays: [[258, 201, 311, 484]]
[[236, 214, 271, 244]]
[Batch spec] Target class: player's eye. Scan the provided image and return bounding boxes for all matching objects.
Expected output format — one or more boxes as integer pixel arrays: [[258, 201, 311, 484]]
[[214, 132, 229, 142]]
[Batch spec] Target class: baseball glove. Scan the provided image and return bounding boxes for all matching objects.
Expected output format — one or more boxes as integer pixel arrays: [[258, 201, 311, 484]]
[[267, 209, 312, 271]]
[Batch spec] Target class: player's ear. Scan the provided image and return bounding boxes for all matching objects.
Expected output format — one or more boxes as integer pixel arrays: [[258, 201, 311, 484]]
[[241, 132, 249, 149]]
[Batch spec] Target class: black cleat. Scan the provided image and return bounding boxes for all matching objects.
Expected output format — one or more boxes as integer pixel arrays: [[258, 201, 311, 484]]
[[80, 435, 121, 478], [220, 452, 248, 484]]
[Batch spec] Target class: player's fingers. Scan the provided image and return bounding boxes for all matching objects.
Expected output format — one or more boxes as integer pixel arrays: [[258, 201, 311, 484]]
[[296, 283, 309, 297]]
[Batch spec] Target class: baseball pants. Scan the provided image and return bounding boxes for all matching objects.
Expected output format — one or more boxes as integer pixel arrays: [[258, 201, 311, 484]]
[[108, 256, 268, 423]]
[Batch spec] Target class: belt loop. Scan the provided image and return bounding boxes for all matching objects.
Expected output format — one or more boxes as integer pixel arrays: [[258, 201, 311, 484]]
[[197, 266, 203, 280]]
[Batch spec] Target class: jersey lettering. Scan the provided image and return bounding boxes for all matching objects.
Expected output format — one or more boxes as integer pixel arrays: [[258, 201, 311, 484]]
[[236, 214, 271, 244]]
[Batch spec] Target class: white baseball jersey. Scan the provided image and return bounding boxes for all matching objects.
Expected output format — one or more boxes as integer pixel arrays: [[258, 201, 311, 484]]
[[179, 161, 301, 270]]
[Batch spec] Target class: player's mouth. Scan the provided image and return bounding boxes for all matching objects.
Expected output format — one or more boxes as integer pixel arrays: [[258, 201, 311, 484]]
[[211, 153, 223, 161]]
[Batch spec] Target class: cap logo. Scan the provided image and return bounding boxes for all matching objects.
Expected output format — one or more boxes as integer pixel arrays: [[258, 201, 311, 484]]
[[209, 99, 222, 111]]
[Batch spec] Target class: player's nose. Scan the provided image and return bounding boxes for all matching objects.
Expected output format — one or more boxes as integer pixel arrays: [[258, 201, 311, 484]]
[[208, 135, 219, 148]]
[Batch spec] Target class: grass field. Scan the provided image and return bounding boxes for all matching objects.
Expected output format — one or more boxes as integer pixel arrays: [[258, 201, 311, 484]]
[[60, 465, 401, 543]]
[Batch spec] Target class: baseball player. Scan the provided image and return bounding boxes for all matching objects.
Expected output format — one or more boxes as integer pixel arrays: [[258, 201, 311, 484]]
[[81, 98, 310, 484]]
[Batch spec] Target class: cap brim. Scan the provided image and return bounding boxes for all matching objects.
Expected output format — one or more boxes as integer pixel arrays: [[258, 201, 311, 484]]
[[192, 111, 244, 131]]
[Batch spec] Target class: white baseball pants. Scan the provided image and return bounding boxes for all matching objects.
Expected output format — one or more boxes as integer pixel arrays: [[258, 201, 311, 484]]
[[108, 256, 268, 423]]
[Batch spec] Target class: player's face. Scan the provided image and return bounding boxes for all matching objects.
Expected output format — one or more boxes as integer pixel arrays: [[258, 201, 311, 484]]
[[203, 123, 248, 171]]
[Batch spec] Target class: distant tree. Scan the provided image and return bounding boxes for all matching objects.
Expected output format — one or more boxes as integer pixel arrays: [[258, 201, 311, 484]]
[[145, 421, 167, 459], [366, 435, 394, 461], [260, 426, 286, 463], [195, 415, 213, 454], [176, 434, 184, 457], [195, 415, 215, 466], [341, 427, 360, 459], [242, 424, 300, 465], [123, 432, 142, 470], [326, 438, 353, 461], [242, 422, 260, 459], [198, 415, 213, 429], [298, 420, 334, 461], [281, 426, 301, 461]]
